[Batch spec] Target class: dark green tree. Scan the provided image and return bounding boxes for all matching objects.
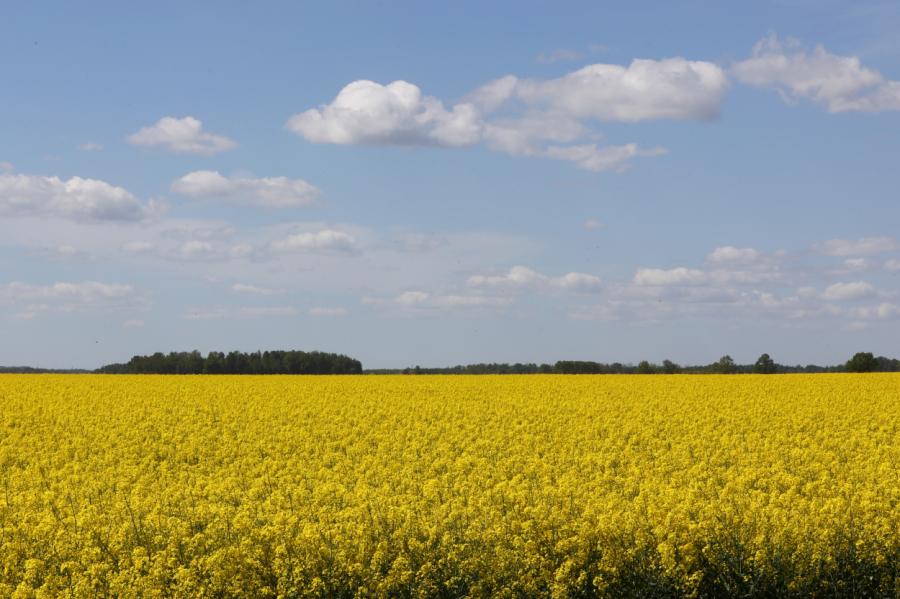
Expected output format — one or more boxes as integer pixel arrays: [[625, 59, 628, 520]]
[[712, 355, 737, 374], [636, 360, 655, 374], [661, 359, 681, 374], [846, 352, 878, 373], [753, 353, 777, 374]]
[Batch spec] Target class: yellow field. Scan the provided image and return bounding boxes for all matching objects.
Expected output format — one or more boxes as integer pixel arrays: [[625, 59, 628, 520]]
[[0, 374, 896, 597]]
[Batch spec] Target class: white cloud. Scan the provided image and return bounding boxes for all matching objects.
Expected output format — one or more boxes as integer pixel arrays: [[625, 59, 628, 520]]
[[184, 306, 297, 320], [483, 113, 586, 156], [849, 303, 900, 320], [734, 34, 900, 112], [0, 281, 143, 318], [556, 272, 602, 292], [0, 162, 13, 172], [818, 236, 898, 256], [286, 80, 482, 147], [536, 48, 583, 64], [821, 281, 876, 301], [271, 229, 358, 253], [365, 290, 511, 313], [78, 142, 103, 151], [231, 283, 282, 296], [467, 266, 547, 290], [885, 259, 900, 272], [128, 116, 237, 155], [633, 267, 707, 286], [466, 75, 519, 113], [123, 319, 145, 328], [511, 58, 729, 122], [583, 219, 605, 230], [707, 246, 760, 264], [543, 143, 666, 172], [467, 265, 602, 293], [309, 307, 348, 317], [843, 258, 869, 271], [0, 173, 152, 222], [171, 170, 319, 208], [287, 60, 723, 173]]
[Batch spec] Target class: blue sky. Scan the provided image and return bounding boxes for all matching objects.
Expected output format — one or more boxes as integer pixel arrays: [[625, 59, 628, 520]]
[[2, 1, 900, 369]]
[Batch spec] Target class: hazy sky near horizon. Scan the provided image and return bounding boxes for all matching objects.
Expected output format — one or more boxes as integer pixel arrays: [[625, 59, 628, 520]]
[[2, 1, 900, 369]]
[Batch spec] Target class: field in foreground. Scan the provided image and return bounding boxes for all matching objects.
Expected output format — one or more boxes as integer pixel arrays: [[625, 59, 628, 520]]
[[0, 374, 896, 598]]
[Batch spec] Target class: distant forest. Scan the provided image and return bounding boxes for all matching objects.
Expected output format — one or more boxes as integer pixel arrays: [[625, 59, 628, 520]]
[[376, 352, 900, 375], [1, 351, 896, 375], [96, 350, 362, 375]]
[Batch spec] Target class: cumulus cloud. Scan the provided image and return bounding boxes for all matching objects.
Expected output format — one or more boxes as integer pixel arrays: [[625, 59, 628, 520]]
[[172, 170, 319, 208], [467, 266, 548, 290], [286, 80, 482, 147], [287, 58, 727, 173], [734, 34, 900, 112], [544, 143, 666, 172], [817, 236, 898, 256], [128, 116, 237, 155], [511, 58, 729, 122], [0, 162, 14, 172], [821, 281, 876, 301], [0, 281, 143, 318], [467, 265, 601, 293], [271, 229, 358, 253], [634, 267, 707, 286], [849, 303, 900, 320], [556, 272, 603, 292], [364, 290, 511, 313], [0, 173, 153, 222], [707, 246, 760, 264]]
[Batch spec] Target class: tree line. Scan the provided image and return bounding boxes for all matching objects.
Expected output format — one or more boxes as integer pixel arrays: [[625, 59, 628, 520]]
[[385, 352, 899, 375], [96, 350, 363, 375]]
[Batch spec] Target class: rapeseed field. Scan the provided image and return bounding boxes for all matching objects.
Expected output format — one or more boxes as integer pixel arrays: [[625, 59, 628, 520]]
[[0, 374, 896, 597]]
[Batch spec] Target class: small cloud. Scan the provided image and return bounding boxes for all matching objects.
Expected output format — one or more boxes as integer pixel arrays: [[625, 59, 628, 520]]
[[817, 236, 898, 256], [309, 307, 348, 317], [0, 173, 151, 222], [583, 219, 605, 230], [271, 229, 358, 253], [78, 142, 103, 151], [885, 259, 900, 272], [633, 267, 707, 286], [821, 281, 876, 301], [123, 319, 145, 329], [707, 246, 760, 264], [128, 116, 236, 155], [172, 170, 319, 208], [0, 162, 13, 172], [733, 34, 900, 113]]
